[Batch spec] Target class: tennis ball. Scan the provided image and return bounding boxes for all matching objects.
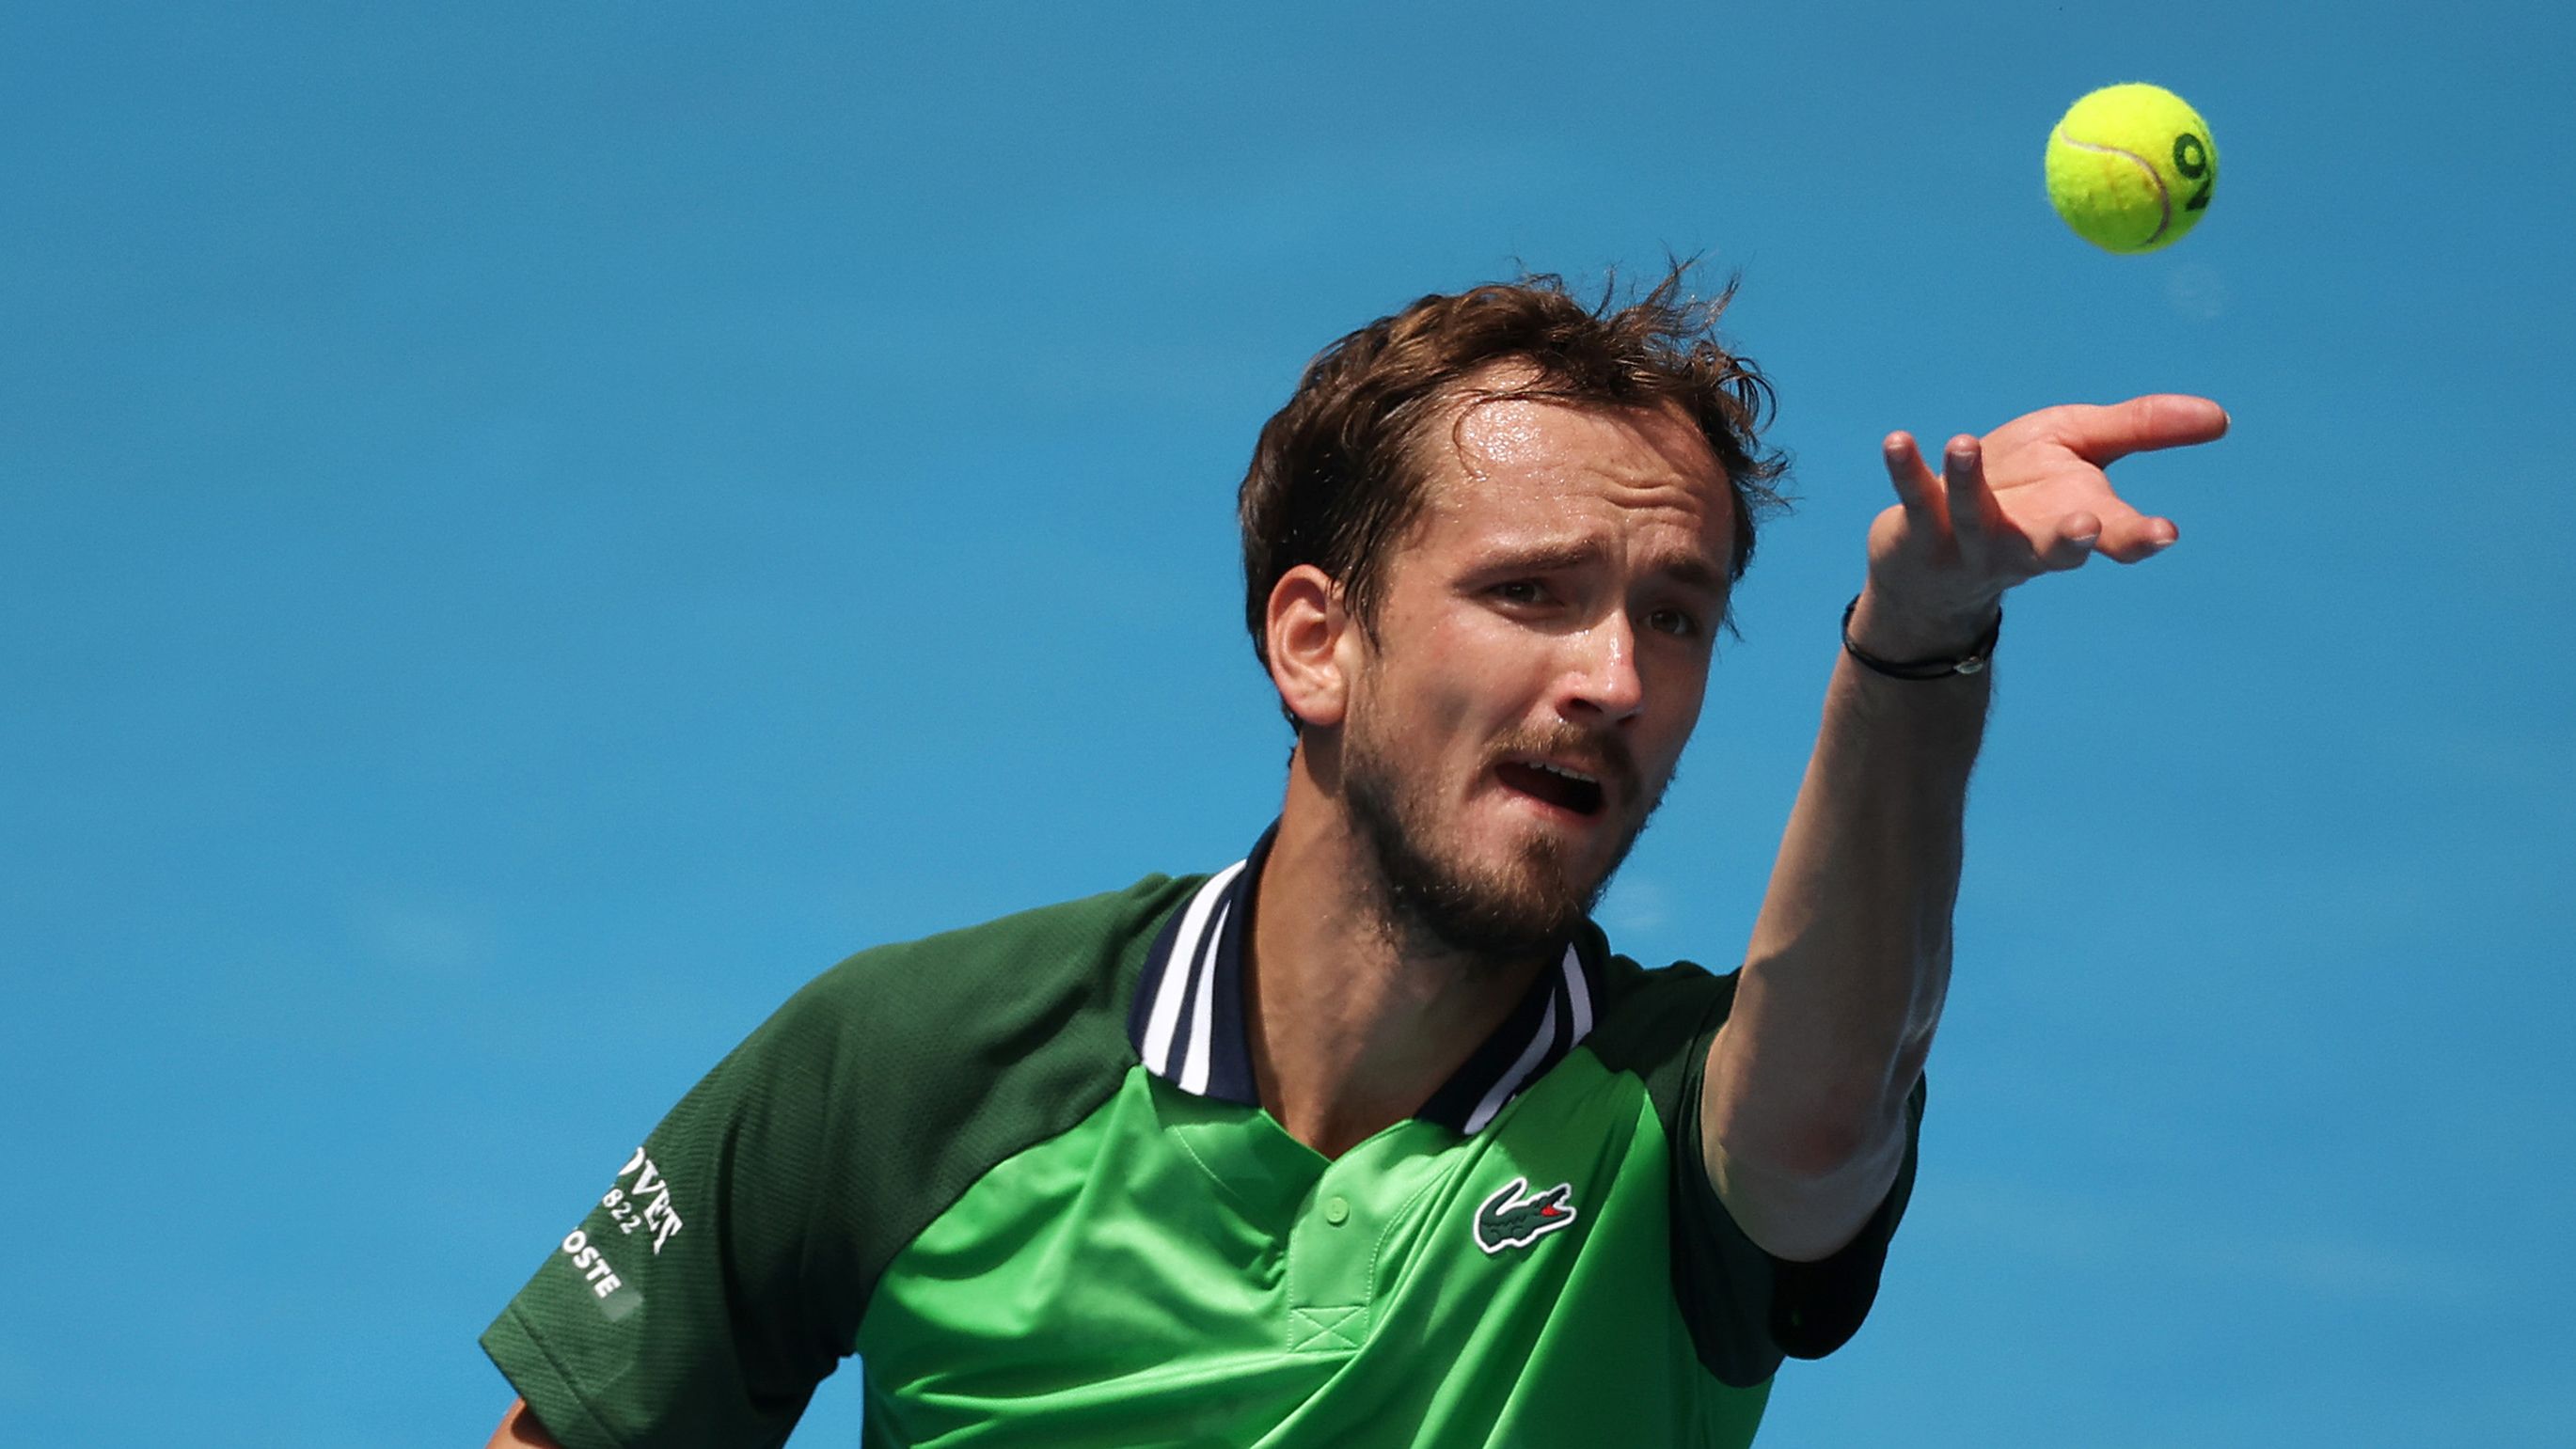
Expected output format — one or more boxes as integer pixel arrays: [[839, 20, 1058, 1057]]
[[2046, 83, 2218, 254]]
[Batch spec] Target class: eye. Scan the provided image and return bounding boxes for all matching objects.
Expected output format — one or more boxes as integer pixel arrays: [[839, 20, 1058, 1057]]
[[1491, 579, 1551, 606], [1645, 606, 1701, 639]]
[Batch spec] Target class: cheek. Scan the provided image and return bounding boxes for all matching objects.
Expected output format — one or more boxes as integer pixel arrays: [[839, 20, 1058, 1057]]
[[1363, 591, 1564, 734], [1354, 639, 1513, 753], [1640, 653, 1711, 750], [1372, 664, 1478, 740], [1423, 626, 1551, 726]]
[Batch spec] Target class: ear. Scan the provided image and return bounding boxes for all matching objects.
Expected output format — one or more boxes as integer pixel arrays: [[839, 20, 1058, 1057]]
[[1264, 564, 1354, 729]]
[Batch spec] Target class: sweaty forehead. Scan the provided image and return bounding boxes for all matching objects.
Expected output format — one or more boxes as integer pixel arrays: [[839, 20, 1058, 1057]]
[[1420, 390, 1733, 541]]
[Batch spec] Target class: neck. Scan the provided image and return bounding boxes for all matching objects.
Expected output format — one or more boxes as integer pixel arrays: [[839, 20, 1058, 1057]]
[[1246, 736, 1552, 1158]]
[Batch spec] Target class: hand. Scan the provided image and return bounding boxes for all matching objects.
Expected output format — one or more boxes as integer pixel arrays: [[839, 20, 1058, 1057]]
[[1854, 395, 2229, 654]]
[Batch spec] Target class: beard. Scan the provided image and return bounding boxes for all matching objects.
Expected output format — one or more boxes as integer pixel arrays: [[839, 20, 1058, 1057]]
[[1340, 717, 1665, 969]]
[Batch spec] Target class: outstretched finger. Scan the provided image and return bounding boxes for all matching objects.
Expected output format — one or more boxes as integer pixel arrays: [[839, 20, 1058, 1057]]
[[1881, 432, 1951, 534], [2039, 394, 2230, 466], [1941, 435, 1996, 550]]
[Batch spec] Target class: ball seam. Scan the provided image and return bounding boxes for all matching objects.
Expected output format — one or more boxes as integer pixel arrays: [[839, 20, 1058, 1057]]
[[2051, 127, 2173, 247]]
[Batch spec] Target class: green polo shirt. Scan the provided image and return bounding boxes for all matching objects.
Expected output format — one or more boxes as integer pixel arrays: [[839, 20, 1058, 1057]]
[[483, 829, 1921, 1447]]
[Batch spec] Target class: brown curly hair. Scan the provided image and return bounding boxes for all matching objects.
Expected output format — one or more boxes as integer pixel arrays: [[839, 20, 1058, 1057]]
[[1238, 264, 1790, 676]]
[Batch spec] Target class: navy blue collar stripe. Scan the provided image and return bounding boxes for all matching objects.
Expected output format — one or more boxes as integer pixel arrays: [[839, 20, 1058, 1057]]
[[1133, 857, 1247, 1083], [1202, 901, 1260, 1105], [1129, 825, 1598, 1133], [1446, 944, 1587, 1134], [1414, 941, 1592, 1131]]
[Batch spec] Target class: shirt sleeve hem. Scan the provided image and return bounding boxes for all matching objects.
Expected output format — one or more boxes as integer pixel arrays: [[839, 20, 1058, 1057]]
[[481, 1304, 628, 1449], [1762, 1073, 1926, 1362]]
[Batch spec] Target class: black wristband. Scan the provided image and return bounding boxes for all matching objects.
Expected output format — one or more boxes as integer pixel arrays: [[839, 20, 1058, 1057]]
[[1840, 595, 2000, 680]]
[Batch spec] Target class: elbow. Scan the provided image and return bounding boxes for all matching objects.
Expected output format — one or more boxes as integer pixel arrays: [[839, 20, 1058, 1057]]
[[1703, 1111, 1908, 1263], [1739, 1104, 1906, 1186], [1712, 1056, 1920, 1187]]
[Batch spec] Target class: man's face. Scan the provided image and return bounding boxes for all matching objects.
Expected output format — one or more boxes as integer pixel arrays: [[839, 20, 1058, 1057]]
[[1336, 382, 1735, 963]]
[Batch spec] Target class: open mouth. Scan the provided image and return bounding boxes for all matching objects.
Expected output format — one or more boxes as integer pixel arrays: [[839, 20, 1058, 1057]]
[[1495, 760, 1606, 818]]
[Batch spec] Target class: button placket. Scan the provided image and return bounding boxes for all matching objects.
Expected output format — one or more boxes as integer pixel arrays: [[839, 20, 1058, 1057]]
[[1284, 1176, 1372, 1352]]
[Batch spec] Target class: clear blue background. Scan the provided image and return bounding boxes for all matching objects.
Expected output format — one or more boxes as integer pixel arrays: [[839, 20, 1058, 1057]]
[[8, 3, 2569, 1443]]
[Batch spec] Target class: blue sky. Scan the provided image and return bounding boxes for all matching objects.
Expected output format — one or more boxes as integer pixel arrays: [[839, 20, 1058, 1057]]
[[6, 3, 2570, 1443]]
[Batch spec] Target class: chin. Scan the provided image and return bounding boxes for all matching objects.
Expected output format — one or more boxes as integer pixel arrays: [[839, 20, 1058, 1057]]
[[1378, 815, 1620, 965], [1340, 727, 1651, 964]]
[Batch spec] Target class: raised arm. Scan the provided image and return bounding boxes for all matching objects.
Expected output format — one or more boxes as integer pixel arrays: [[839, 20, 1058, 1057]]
[[1700, 395, 2229, 1261]]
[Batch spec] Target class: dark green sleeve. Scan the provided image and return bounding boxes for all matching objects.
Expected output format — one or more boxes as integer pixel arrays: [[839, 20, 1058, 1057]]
[[1667, 977, 1926, 1381], [1584, 948, 1925, 1390], [480, 877, 1188, 1448], [480, 973, 864, 1449]]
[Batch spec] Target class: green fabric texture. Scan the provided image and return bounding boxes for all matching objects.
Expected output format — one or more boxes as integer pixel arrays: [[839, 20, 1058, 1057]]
[[482, 876, 1193, 1449], [1581, 943, 1923, 1382], [482, 878, 1917, 1448], [859, 1056, 1771, 1448]]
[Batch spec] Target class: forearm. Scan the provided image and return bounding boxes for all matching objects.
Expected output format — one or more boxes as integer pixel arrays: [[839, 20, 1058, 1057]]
[[1704, 595, 1989, 1255], [1699, 399, 2220, 1258]]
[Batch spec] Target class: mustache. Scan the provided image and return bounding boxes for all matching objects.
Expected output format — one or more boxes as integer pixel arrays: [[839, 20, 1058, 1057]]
[[1487, 726, 1641, 800]]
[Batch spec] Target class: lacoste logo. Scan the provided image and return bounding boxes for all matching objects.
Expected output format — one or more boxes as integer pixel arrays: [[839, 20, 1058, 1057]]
[[1474, 1175, 1579, 1254]]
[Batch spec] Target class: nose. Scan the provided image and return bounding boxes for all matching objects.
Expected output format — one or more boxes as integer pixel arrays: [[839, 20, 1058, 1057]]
[[1563, 614, 1645, 724]]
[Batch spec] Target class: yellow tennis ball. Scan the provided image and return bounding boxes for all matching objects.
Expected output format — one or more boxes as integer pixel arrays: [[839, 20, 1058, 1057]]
[[2046, 83, 2218, 254]]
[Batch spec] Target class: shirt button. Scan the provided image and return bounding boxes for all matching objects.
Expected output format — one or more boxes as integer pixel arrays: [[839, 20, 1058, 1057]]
[[1323, 1195, 1350, 1225]]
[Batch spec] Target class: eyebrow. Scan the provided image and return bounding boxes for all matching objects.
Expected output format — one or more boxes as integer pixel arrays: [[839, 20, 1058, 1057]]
[[1482, 539, 1729, 597]]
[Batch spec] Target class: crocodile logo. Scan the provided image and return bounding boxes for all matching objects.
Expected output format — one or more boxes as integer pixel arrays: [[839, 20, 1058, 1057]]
[[1474, 1175, 1579, 1254]]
